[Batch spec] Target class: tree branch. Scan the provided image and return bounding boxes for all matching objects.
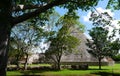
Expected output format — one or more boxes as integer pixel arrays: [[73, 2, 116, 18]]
[[12, 0, 67, 25], [12, 4, 44, 11]]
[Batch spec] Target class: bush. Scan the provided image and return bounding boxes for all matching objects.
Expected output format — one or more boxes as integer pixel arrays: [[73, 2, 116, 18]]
[[71, 64, 88, 70], [79, 64, 88, 70], [7, 67, 17, 71], [71, 65, 77, 69]]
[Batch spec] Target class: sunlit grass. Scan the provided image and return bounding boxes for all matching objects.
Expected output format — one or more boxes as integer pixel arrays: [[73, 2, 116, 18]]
[[7, 63, 51, 67], [7, 63, 120, 76]]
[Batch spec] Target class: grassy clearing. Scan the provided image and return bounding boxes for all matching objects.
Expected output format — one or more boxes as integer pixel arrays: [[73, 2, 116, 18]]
[[7, 63, 120, 76], [7, 63, 51, 67]]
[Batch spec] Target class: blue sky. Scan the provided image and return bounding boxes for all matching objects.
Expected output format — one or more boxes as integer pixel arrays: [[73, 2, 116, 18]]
[[55, 0, 120, 39]]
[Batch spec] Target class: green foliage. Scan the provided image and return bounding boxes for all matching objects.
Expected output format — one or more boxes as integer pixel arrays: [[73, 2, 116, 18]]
[[11, 20, 44, 46], [112, 54, 120, 61], [87, 9, 120, 69], [12, 0, 99, 10], [9, 0, 100, 20], [88, 9, 120, 57], [89, 11, 113, 27], [8, 37, 25, 65], [109, 39, 120, 56], [86, 27, 110, 58], [9, 19, 46, 65], [60, 0, 99, 11], [106, 0, 120, 10], [57, 12, 85, 32], [45, 14, 81, 69]]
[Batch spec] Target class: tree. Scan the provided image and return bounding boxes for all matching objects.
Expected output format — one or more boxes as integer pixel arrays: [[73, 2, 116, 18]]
[[8, 37, 25, 69], [10, 22, 44, 70], [45, 13, 84, 70], [0, 0, 100, 75], [87, 27, 120, 70], [45, 25, 79, 70], [86, 27, 111, 70], [87, 9, 120, 70]]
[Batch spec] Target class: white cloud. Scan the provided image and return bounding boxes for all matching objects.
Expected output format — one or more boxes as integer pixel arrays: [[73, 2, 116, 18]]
[[83, 11, 91, 23]]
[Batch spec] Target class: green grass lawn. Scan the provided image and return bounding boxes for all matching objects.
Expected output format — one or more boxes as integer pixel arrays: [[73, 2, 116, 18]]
[[7, 63, 120, 76]]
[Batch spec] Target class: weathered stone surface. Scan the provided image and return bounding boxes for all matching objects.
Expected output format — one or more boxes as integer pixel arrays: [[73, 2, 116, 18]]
[[61, 26, 114, 66]]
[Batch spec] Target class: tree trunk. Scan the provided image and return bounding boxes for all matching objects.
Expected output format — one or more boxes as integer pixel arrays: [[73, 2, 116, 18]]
[[16, 55, 20, 69], [24, 53, 29, 70], [0, 23, 11, 76], [98, 58, 102, 70], [57, 57, 61, 70], [57, 61, 61, 70]]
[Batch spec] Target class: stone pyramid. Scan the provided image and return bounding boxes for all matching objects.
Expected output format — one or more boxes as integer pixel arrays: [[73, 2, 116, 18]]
[[61, 26, 98, 62]]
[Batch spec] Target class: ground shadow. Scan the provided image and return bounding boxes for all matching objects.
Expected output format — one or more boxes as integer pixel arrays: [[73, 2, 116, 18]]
[[19, 66, 61, 76], [20, 68, 111, 76], [8, 66, 120, 76], [91, 72, 120, 76]]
